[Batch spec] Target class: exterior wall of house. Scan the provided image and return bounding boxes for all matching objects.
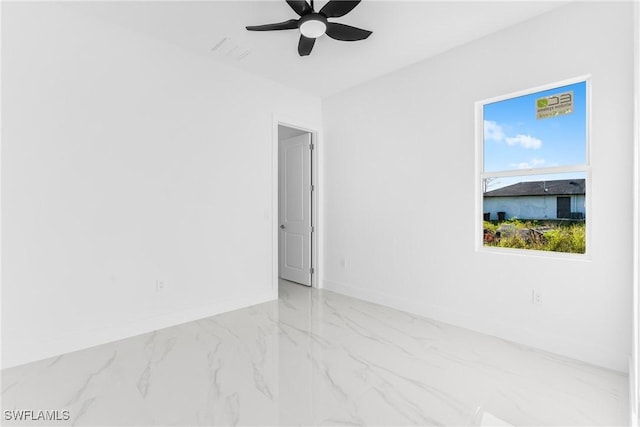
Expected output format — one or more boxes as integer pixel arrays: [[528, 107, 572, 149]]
[[483, 195, 586, 220]]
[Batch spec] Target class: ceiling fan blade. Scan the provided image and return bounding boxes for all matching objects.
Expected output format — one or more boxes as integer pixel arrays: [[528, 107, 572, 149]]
[[319, 0, 361, 18], [286, 0, 312, 17], [326, 22, 372, 41], [298, 35, 315, 56], [246, 19, 299, 31]]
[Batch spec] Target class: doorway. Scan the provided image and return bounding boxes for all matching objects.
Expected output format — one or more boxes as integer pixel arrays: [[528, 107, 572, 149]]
[[557, 196, 571, 219], [278, 124, 315, 287]]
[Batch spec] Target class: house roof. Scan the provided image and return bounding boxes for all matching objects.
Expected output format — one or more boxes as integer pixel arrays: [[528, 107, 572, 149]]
[[484, 179, 585, 197]]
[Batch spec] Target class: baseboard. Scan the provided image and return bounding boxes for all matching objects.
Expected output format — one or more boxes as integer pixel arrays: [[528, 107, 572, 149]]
[[322, 278, 627, 373], [631, 355, 638, 427], [2, 291, 276, 370]]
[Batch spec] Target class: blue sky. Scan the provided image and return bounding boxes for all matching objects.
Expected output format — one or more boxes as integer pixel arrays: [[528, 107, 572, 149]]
[[483, 81, 587, 188]]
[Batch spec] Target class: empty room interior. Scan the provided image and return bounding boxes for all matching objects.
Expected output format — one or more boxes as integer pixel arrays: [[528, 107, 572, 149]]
[[2, 1, 640, 426]]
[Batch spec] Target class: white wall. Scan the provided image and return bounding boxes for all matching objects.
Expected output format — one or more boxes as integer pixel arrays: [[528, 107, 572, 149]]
[[278, 125, 309, 140], [1, 3, 321, 368], [322, 1, 634, 372]]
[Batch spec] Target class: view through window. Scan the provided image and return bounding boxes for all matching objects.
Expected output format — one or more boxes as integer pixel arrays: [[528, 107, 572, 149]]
[[479, 79, 589, 254]]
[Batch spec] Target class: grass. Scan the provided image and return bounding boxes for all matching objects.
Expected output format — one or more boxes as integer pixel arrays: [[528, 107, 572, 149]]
[[483, 219, 586, 254]]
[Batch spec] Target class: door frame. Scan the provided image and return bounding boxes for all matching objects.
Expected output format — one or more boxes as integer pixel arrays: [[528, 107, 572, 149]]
[[272, 115, 321, 290], [632, 2, 639, 425]]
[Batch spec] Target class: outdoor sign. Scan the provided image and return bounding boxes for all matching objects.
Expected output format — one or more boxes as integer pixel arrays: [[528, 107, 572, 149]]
[[536, 91, 574, 119]]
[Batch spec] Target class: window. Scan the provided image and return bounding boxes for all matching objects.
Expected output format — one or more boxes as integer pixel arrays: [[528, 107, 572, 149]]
[[477, 78, 590, 255]]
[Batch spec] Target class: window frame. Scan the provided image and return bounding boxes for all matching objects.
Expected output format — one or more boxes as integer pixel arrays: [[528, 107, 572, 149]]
[[475, 76, 592, 258]]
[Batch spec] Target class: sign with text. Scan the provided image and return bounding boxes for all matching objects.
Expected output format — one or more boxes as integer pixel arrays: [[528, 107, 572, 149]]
[[536, 91, 574, 119]]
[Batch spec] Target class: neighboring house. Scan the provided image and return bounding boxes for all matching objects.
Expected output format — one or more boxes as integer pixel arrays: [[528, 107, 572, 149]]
[[483, 179, 585, 221]]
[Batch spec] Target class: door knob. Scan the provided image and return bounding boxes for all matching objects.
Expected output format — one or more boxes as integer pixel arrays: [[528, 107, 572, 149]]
[[280, 224, 285, 229]]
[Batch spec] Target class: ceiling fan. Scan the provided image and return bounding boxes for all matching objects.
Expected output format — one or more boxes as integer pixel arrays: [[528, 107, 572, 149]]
[[246, 0, 372, 57]]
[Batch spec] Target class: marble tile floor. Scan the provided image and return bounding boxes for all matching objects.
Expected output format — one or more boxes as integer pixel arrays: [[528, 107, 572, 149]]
[[1, 280, 629, 426]]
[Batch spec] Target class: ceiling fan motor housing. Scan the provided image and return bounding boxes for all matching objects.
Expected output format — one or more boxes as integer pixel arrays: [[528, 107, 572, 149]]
[[298, 13, 328, 38]]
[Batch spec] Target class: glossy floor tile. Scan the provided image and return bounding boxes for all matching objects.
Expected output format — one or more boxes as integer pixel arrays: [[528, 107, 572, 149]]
[[1, 280, 629, 426]]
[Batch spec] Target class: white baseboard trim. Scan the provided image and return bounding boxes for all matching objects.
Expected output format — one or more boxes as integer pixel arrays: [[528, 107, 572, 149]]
[[322, 278, 627, 373], [2, 291, 276, 370], [630, 355, 638, 427]]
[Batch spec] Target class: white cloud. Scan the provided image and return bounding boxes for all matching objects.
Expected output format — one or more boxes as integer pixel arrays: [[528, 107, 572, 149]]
[[511, 158, 546, 169], [484, 121, 543, 150], [484, 120, 504, 142], [505, 134, 542, 149]]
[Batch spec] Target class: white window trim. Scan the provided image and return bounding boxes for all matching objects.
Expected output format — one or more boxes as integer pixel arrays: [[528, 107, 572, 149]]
[[475, 75, 592, 259]]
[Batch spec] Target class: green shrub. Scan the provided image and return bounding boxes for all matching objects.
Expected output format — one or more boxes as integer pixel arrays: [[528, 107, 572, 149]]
[[498, 234, 528, 249], [544, 224, 585, 254], [483, 221, 498, 233], [484, 220, 585, 253]]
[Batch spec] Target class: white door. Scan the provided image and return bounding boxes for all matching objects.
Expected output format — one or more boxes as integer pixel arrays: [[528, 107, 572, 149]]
[[279, 133, 312, 286]]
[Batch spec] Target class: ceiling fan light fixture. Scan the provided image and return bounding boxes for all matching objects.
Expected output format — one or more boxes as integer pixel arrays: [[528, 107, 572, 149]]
[[300, 19, 326, 38], [298, 14, 327, 38]]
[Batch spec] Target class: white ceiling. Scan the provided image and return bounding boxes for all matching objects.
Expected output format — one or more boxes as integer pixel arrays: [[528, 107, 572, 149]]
[[72, 1, 569, 98]]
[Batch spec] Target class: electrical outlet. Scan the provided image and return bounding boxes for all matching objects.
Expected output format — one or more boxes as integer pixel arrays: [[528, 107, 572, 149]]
[[532, 290, 542, 305], [156, 280, 166, 293]]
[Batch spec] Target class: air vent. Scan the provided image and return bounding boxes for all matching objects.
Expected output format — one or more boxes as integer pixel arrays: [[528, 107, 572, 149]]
[[211, 37, 251, 61]]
